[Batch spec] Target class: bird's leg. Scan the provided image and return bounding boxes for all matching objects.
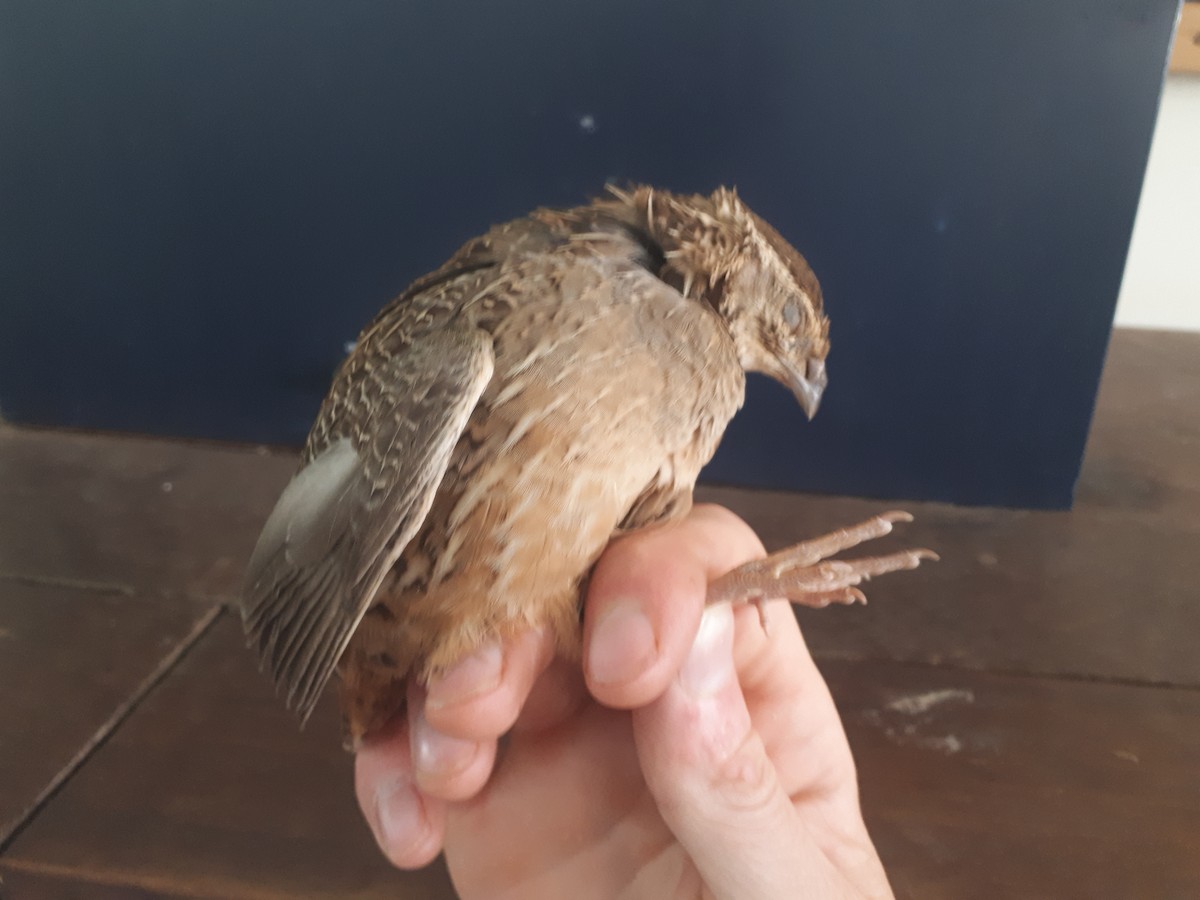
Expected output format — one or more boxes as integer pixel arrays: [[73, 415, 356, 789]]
[[706, 511, 937, 631]]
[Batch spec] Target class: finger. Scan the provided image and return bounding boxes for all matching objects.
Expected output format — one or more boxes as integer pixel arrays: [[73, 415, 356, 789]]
[[726, 599, 880, 872], [423, 627, 556, 740], [355, 716, 447, 869], [511, 656, 589, 733], [729, 599, 861, 820], [407, 682, 499, 801], [584, 504, 765, 709], [632, 603, 854, 900]]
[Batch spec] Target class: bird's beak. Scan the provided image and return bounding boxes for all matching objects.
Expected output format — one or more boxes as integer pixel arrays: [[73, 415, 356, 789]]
[[788, 357, 827, 420]]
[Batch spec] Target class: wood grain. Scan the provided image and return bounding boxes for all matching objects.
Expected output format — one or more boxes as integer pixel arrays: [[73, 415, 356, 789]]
[[0, 428, 294, 603], [1, 614, 455, 899], [839, 659, 1200, 899], [0, 582, 216, 848], [0, 867, 166, 899]]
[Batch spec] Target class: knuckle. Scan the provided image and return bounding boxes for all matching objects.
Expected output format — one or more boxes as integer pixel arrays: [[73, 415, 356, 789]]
[[711, 731, 781, 817]]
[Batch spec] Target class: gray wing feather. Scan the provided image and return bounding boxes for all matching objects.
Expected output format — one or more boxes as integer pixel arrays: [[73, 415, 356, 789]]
[[241, 326, 494, 722]]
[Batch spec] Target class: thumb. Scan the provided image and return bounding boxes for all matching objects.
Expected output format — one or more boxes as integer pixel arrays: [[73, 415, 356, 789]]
[[632, 604, 845, 900]]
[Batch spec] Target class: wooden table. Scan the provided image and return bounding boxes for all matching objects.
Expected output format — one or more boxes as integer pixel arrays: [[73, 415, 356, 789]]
[[1, 328, 1197, 898]]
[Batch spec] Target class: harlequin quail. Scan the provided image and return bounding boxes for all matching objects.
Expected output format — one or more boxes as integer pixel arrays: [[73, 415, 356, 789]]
[[241, 185, 935, 743]]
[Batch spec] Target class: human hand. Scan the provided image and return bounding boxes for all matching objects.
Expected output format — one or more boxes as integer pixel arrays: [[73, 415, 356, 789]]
[[355, 504, 893, 899]]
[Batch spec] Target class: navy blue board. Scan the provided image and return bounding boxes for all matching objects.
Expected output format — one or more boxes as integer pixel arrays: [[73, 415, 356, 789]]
[[0, 1, 1180, 507]]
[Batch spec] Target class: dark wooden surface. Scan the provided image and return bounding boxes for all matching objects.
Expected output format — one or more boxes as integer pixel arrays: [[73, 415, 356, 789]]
[[0, 428, 293, 601], [2, 614, 451, 900], [0, 582, 215, 848], [1, 328, 1197, 898], [843, 661, 1200, 899]]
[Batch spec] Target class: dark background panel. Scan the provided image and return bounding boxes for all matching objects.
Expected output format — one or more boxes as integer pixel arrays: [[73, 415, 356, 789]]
[[0, 0, 1180, 507]]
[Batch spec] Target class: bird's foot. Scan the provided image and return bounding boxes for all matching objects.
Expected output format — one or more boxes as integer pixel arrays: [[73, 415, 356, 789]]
[[706, 511, 937, 630]]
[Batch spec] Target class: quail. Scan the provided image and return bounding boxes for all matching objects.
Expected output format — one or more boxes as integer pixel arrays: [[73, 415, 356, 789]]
[[241, 185, 935, 744]]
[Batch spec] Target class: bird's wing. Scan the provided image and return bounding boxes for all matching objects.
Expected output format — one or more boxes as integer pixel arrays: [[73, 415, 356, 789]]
[[240, 325, 494, 722]]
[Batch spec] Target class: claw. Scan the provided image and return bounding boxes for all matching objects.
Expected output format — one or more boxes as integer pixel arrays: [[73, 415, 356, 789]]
[[753, 596, 772, 634], [706, 511, 936, 615]]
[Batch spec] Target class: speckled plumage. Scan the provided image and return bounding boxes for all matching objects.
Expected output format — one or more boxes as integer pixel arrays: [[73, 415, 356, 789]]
[[242, 185, 859, 742]]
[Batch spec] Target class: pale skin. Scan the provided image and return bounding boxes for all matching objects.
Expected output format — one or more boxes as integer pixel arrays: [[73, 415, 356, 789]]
[[355, 504, 894, 899]]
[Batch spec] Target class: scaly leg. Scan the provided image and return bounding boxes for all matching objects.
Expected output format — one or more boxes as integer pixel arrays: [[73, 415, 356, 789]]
[[707, 511, 937, 630]]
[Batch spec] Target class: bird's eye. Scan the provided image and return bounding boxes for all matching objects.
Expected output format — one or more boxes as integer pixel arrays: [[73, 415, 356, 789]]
[[782, 300, 801, 329]]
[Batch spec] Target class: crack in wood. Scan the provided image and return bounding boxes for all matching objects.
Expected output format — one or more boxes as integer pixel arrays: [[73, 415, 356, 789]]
[[0, 573, 136, 597], [0, 606, 226, 854]]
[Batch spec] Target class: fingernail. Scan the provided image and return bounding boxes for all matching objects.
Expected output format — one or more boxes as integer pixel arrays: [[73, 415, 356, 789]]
[[588, 599, 657, 685], [678, 604, 736, 698], [375, 777, 423, 850], [425, 641, 503, 710], [411, 705, 478, 778]]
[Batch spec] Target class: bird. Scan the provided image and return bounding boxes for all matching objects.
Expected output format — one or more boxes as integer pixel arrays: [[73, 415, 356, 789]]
[[241, 184, 935, 744]]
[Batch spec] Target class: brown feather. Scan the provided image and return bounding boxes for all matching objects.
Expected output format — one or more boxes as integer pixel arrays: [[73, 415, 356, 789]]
[[240, 184, 831, 741]]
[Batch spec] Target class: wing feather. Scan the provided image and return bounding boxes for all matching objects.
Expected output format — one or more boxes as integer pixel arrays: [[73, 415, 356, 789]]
[[241, 325, 494, 722]]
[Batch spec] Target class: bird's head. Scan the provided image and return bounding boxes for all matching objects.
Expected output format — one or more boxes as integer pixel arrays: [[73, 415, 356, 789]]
[[635, 186, 831, 419]]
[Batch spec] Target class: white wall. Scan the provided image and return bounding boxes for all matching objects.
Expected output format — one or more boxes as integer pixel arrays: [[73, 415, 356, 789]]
[[1113, 75, 1200, 331]]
